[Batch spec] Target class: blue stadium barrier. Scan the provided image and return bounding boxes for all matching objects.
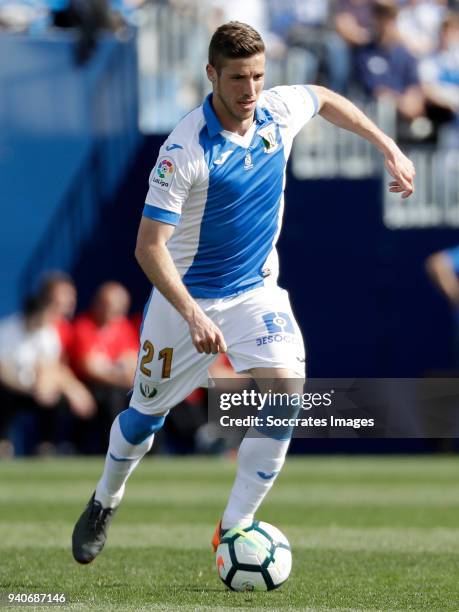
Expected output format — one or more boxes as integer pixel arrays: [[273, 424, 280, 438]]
[[0, 30, 141, 316]]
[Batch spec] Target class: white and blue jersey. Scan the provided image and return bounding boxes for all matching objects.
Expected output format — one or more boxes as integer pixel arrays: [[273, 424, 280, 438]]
[[143, 85, 318, 298]]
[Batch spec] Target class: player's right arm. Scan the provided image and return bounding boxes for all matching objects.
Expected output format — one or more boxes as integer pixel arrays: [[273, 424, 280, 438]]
[[135, 216, 227, 355]]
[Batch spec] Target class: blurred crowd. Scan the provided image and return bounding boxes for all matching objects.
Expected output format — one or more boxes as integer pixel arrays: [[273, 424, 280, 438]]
[[0, 274, 136, 456], [0, 0, 145, 63], [3, 0, 459, 141], [207, 0, 459, 143], [0, 273, 245, 457]]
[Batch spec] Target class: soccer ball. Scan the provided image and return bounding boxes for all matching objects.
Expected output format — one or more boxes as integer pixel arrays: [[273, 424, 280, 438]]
[[215, 521, 292, 592]]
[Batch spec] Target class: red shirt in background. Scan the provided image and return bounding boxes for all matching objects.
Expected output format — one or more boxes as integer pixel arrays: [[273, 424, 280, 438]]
[[69, 313, 139, 379], [55, 318, 74, 357], [130, 312, 142, 338]]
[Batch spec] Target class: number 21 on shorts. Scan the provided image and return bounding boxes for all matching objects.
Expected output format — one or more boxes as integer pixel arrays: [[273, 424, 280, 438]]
[[140, 340, 174, 378]]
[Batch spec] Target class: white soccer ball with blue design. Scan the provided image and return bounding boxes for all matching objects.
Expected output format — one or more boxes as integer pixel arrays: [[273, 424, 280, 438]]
[[215, 521, 292, 592]]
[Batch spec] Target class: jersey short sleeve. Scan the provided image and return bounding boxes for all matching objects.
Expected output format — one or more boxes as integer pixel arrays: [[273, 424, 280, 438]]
[[144, 140, 198, 226], [263, 85, 319, 138]]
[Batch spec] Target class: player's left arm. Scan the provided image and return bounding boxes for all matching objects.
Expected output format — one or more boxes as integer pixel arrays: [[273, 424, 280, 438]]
[[310, 85, 415, 199]]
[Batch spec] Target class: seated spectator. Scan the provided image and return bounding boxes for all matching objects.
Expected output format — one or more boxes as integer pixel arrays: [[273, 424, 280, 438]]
[[420, 13, 459, 117], [37, 271, 77, 358], [269, 0, 350, 92], [335, 0, 373, 53], [354, 0, 425, 121], [70, 282, 138, 389], [397, 0, 447, 59], [69, 282, 138, 448], [0, 294, 95, 455]]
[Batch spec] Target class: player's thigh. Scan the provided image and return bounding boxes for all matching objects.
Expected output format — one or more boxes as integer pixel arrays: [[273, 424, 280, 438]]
[[131, 289, 215, 415], [249, 367, 304, 395], [220, 285, 306, 378]]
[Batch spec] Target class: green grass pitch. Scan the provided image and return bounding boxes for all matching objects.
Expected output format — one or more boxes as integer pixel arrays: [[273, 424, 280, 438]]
[[1, 455, 459, 610]]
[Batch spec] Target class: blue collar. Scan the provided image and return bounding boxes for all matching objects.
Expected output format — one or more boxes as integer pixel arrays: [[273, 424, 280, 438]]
[[203, 94, 270, 138]]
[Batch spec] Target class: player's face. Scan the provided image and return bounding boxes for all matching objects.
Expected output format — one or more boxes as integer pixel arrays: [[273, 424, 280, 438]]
[[208, 54, 265, 128]]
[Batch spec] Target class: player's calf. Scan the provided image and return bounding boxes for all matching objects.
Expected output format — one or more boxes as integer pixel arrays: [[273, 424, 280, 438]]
[[220, 385, 302, 533], [95, 408, 166, 508]]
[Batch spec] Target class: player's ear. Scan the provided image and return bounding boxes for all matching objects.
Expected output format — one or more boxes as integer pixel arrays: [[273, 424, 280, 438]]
[[206, 64, 217, 84]]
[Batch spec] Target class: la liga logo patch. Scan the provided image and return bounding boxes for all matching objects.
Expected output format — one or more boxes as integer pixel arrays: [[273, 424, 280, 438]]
[[152, 157, 175, 191], [157, 158, 174, 179]]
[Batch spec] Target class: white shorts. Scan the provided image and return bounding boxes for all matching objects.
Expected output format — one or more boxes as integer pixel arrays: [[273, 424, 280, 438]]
[[130, 284, 306, 415]]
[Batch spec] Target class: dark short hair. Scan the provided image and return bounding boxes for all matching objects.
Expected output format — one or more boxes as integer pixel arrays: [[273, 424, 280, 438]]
[[373, 0, 398, 19], [23, 294, 51, 319], [38, 271, 75, 297], [208, 21, 265, 72]]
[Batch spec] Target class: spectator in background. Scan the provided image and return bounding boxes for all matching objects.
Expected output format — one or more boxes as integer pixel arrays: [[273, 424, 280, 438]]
[[268, 0, 349, 92], [37, 271, 77, 358], [397, 0, 447, 59], [69, 282, 138, 449], [0, 294, 95, 455], [354, 0, 425, 121], [335, 0, 373, 58], [50, 0, 115, 65], [420, 12, 459, 122], [0, 0, 50, 32], [426, 246, 459, 367]]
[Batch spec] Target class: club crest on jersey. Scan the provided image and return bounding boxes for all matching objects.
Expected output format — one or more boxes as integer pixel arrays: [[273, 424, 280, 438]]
[[152, 157, 175, 191], [258, 124, 279, 153], [244, 151, 253, 170]]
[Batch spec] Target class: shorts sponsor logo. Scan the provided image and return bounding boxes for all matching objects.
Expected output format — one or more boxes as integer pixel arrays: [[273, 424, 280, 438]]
[[152, 157, 175, 191], [255, 333, 299, 347], [262, 312, 294, 334], [140, 382, 157, 399]]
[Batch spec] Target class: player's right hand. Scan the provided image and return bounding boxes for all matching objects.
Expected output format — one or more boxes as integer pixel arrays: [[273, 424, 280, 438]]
[[384, 145, 415, 199], [188, 308, 227, 354]]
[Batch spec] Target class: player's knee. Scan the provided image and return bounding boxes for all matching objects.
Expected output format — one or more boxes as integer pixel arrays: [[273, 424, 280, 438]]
[[254, 392, 302, 441], [119, 407, 167, 445]]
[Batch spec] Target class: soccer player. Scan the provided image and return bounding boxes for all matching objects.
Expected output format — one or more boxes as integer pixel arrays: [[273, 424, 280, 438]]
[[72, 21, 415, 563]]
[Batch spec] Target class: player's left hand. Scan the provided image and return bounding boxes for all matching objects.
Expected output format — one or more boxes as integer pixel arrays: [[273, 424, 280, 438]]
[[384, 146, 415, 199]]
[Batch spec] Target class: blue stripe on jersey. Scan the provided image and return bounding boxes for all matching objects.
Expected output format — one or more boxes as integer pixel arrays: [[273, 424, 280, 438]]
[[182, 97, 286, 298], [143, 204, 180, 226], [303, 85, 319, 115]]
